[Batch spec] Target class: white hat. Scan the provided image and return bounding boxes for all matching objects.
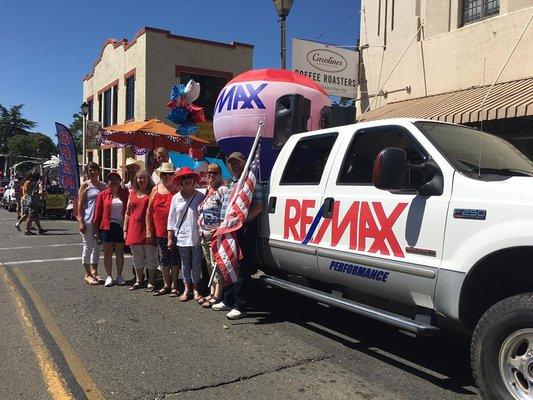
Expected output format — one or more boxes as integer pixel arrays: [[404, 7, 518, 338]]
[[120, 157, 145, 171], [155, 162, 175, 175]]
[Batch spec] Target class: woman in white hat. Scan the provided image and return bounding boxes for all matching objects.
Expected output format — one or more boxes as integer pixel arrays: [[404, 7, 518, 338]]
[[120, 157, 145, 191], [146, 162, 180, 295]]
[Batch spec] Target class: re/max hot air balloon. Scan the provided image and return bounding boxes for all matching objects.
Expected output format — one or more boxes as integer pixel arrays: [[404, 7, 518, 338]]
[[213, 69, 330, 180]]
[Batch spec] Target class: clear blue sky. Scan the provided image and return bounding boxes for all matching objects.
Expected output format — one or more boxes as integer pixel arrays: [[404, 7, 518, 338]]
[[0, 0, 360, 139]]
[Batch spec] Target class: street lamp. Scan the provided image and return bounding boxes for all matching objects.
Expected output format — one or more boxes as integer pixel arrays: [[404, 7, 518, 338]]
[[80, 102, 89, 167], [273, 0, 293, 69]]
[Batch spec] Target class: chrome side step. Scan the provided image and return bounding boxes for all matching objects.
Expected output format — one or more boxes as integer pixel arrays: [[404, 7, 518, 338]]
[[260, 275, 440, 336]]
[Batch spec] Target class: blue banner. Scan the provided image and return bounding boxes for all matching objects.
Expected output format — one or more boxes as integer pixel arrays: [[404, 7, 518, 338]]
[[55, 123, 80, 198]]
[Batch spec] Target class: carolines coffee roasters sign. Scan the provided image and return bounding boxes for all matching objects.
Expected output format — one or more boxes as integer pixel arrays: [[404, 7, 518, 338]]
[[292, 38, 358, 98]]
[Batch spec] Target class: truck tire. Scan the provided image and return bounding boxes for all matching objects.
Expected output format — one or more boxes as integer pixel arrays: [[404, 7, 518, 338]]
[[471, 293, 533, 400]]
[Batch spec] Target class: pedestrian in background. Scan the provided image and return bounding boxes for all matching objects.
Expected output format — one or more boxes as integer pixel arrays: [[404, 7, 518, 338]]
[[93, 171, 129, 287], [167, 167, 204, 302], [197, 163, 227, 308], [124, 170, 157, 291], [146, 162, 179, 296], [77, 162, 106, 285], [150, 147, 170, 185], [23, 173, 47, 236]]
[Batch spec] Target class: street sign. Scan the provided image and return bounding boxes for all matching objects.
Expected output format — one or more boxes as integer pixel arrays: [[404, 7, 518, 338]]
[[292, 38, 358, 98]]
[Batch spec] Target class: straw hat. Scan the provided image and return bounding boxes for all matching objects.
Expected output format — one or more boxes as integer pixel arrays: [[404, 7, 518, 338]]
[[119, 157, 145, 171], [155, 162, 175, 175]]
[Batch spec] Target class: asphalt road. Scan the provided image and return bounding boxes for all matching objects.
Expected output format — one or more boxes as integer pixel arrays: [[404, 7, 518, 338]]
[[0, 208, 480, 400]]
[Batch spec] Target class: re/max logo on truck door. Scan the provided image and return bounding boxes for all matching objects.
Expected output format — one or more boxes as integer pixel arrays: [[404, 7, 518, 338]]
[[283, 199, 408, 257]]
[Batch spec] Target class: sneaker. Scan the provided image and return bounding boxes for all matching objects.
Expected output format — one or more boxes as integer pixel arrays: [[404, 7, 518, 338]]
[[12, 223, 21, 231], [212, 302, 231, 311], [104, 276, 113, 287], [116, 275, 125, 286], [226, 309, 246, 320]]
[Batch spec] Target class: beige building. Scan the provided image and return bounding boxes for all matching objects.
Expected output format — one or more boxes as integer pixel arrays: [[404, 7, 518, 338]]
[[357, 0, 533, 157], [82, 26, 253, 178]]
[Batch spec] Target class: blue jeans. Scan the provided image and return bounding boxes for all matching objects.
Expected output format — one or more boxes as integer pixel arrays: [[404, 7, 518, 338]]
[[222, 220, 258, 311]]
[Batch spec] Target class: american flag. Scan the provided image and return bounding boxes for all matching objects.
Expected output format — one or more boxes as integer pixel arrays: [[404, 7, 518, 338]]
[[211, 141, 261, 284]]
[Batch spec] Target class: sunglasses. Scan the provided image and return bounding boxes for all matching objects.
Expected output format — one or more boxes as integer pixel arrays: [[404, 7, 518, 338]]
[[207, 171, 220, 176], [160, 172, 174, 176]]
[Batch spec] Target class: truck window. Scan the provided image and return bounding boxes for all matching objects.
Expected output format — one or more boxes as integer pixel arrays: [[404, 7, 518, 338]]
[[337, 127, 427, 188], [280, 134, 337, 185]]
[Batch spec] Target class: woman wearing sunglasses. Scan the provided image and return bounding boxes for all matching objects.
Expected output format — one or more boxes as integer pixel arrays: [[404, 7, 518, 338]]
[[197, 164, 227, 307], [146, 162, 179, 295]]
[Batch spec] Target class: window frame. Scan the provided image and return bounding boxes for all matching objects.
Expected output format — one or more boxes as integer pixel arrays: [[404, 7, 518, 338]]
[[461, 0, 500, 26], [279, 132, 339, 186], [335, 125, 429, 189], [125, 75, 135, 122]]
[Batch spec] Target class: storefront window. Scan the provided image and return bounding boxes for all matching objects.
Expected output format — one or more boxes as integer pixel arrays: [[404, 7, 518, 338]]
[[179, 72, 229, 120]]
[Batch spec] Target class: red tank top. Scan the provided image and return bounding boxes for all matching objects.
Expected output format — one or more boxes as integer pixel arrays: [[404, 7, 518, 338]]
[[126, 193, 150, 246], [153, 190, 176, 238]]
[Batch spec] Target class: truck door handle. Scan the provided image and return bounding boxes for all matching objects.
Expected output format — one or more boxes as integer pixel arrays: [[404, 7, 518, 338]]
[[268, 196, 277, 213], [322, 197, 334, 218]]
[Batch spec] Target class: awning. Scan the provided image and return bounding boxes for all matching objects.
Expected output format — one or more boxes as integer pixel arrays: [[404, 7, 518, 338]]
[[360, 77, 533, 123]]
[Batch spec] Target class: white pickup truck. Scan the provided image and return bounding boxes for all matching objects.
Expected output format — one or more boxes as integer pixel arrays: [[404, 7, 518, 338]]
[[256, 118, 533, 400]]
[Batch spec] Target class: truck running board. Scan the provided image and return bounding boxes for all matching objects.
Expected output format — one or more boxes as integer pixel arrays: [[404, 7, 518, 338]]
[[260, 275, 440, 337]]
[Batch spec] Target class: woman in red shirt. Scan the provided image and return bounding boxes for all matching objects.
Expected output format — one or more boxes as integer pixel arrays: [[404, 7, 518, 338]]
[[124, 170, 156, 291], [146, 162, 179, 296], [93, 172, 129, 287]]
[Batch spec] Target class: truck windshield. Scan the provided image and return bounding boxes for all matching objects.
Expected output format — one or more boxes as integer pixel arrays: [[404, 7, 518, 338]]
[[416, 121, 533, 178]]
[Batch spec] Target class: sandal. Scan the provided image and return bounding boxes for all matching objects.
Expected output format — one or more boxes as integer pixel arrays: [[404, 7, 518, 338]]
[[129, 282, 142, 291], [202, 297, 220, 308], [24, 231, 36, 235], [38, 229, 48, 235], [170, 288, 179, 297], [92, 274, 102, 282], [153, 287, 170, 296], [147, 284, 155, 292], [193, 290, 204, 302], [179, 291, 192, 302], [84, 276, 99, 285], [199, 294, 212, 304]]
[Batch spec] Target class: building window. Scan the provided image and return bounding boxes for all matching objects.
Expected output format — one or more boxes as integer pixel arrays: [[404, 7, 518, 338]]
[[87, 100, 93, 121], [98, 93, 102, 123], [179, 72, 229, 120], [103, 89, 112, 127], [462, 0, 499, 26], [125, 76, 135, 121], [112, 85, 118, 125]]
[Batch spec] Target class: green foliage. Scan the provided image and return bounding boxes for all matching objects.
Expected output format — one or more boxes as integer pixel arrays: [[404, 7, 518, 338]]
[[69, 112, 83, 154], [0, 104, 37, 152], [8, 133, 57, 159]]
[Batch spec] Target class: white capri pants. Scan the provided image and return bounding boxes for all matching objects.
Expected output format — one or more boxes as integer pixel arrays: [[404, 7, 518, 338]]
[[81, 222, 100, 265], [131, 245, 159, 270]]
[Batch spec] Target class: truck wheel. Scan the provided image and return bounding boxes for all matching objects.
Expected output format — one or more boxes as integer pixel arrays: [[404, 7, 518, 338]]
[[471, 293, 533, 400]]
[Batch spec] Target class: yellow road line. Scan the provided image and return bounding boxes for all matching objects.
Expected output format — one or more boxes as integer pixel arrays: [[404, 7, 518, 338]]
[[11, 267, 105, 400], [0, 266, 72, 400]]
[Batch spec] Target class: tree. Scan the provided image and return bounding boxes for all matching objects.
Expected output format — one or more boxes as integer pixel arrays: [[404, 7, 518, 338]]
[[8, 133, 57, 160], [0, 104, 37, 152], [69, 112, 83, 154]]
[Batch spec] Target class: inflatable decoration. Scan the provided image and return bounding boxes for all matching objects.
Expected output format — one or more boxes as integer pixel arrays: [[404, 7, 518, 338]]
[[166, 79, 206, 136], [213, 69, 330, 181]]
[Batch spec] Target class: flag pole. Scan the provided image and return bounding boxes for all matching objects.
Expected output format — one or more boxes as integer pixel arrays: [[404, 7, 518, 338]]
[[229, 120, 264, 205]]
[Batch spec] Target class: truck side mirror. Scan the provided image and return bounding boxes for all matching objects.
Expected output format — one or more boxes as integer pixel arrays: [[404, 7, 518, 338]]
[[273, 94, 311, 150], [372, 147, 406, 191]]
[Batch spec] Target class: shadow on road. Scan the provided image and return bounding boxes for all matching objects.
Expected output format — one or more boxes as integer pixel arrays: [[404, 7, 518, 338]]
[[244, 280, 477, 396]]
